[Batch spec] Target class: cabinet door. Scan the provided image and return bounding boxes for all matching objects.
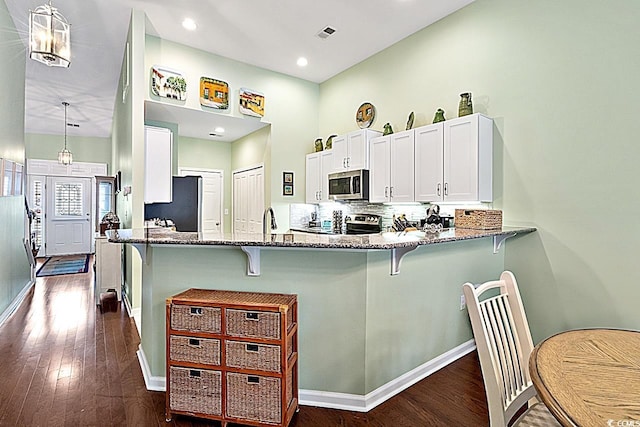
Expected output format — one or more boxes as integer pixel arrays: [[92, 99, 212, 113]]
[[331, 135, 348, 171], [369, 135, 391, 202], [444, 116, 479, 201], [390, 130, 415, 202], [144, 126, 173, 203], [414, 123, 444, 202], [319, 151, 333, 202], [347, 130, 368, 170], [305, 153, 321, 203]]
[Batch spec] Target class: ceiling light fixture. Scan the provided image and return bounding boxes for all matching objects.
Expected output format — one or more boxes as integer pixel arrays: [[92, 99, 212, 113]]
[[182, 18, 197, 31], [214, 127, 225, 133], [58, 102, 73, 165], [29, 1, 71, 67], [296, 57, 308, 67]]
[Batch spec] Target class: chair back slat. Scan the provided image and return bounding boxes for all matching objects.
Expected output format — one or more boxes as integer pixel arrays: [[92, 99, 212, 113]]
[[463, 271, 538, 427]]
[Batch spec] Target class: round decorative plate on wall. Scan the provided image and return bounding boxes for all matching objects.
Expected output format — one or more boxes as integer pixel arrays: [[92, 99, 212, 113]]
[[356, 102, 376, 128]]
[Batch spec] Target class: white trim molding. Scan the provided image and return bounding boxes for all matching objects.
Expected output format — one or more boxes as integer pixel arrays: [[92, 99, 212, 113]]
[[137, 339, 476, 412], [299, 339, 476, 412], [137, 346, 166, 391], [0, 279, 35, 328]]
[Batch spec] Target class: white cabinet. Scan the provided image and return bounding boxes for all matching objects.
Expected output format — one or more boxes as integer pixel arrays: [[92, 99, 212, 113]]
[[415, 113, 493, 203], [369, 130, 415, 203], [332, 129, 381, 171], [94, 235, 122, 304], [305, 151, 333, 203], [144, 126, 173, 203]]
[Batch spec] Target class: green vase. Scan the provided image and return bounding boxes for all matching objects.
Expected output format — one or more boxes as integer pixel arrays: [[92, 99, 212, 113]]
[[458, 93, 473, 117], [433, 109, 446, 123]]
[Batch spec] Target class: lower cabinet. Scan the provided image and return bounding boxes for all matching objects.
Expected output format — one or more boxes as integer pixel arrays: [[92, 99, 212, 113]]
[[166, 289, 298, 427]]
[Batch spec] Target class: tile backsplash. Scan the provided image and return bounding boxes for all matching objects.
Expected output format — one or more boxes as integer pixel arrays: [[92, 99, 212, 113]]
[[290, 201, 490, 232]]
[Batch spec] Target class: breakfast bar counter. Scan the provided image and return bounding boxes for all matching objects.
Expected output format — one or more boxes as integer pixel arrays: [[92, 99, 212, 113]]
[[109, 226, 536, 411]]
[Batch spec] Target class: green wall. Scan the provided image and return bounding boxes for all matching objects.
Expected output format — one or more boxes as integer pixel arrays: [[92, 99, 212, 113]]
[[319, 0, 640, 341], [0, 0, 31, 315], [140, 238, 503, 394], [26, 133, 112, 167]]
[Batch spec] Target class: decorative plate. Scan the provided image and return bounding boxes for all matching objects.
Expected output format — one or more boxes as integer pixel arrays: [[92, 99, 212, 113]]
[[150, 66, 187, 101], [356, 102, 375, 129], [200, 77, 229, 109], [239, 87, 265, 117]]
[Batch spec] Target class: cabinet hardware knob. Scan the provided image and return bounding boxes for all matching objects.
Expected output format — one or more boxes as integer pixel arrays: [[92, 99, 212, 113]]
[[444, 183, 448, 195], [246, 312, 259, 320], [190, 307, 203, 315], [247, 376, 260, 384], [246, 344, 259, 352], [437, 183, 441, 196], [189, 338, 201, 347]]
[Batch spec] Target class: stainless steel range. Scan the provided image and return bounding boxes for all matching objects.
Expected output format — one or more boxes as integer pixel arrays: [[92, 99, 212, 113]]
[[345, 214, 382, 235]]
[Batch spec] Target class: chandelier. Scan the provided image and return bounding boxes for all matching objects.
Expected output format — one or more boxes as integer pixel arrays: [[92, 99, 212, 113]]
[[58, 102, 73, 165], [29, 1, 71, 67]]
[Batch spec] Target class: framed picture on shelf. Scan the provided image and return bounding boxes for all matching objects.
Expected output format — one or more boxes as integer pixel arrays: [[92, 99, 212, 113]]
[[283, 172, 294, 196]]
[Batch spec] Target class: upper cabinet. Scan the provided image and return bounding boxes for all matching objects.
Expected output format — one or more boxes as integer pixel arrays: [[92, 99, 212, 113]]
[[144, 126, 173, 203], [369, 130, 415, 203], [305, 151, 333, 203], [415, 114, 493, 203], [332, 129, 381, 172]]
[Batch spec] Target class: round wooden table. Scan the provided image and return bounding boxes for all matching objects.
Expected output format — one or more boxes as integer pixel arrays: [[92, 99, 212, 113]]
[[529, 328, 640, 427]]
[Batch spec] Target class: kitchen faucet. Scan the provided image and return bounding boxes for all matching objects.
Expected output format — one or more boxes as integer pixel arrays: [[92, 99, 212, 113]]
[[263, 207, 278, 235]]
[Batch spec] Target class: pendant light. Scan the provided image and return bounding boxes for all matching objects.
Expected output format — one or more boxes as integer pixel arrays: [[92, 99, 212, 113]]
[[29, 1, 71, 67], [58, 102, 73, 165]]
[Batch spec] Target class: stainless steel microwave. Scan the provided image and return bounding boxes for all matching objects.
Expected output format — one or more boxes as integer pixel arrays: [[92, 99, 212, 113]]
[[328, 169, 369, 200]]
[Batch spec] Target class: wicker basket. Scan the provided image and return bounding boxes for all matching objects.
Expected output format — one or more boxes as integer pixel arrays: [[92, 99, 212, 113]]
[[226, 309, 281, 339], [169, 367, 222, 416], [171, 305, 221, 333], [455, 209, 503, 230], [169, 335, 221, 366], [226, 372, 282, 424], [225, 341, 281, 373]]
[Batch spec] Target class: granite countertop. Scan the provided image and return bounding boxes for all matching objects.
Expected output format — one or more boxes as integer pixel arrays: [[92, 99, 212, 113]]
[[107, 226, 536, 250]]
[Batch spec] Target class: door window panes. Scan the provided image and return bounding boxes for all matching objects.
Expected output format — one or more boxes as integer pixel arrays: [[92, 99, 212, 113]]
[[55, 183, 83, 216]]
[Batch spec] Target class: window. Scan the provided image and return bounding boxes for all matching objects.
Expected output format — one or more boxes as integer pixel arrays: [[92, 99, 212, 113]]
[[54, 182, 83, 216]]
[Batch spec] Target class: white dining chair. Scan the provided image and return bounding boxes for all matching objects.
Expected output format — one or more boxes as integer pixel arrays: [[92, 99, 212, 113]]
[[463, 271, 560, 427]]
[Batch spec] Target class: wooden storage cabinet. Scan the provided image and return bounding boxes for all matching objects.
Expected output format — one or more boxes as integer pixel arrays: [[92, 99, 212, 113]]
[[166, 289, 298, 427]]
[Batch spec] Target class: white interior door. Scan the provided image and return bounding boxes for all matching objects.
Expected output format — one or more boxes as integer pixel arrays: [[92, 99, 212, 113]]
[[179, 168, 223, 234], [232, 166, 264, 234], [45, 176, 92, 256]]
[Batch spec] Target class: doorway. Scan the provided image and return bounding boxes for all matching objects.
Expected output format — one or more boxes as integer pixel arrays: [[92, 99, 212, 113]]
[[179, 168, 224, 234], [45, 176, 92, 256], [232, 165, 264, 233]]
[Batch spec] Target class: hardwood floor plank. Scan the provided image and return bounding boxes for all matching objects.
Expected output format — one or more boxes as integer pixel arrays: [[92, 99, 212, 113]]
[[0, 257, 491, 426]]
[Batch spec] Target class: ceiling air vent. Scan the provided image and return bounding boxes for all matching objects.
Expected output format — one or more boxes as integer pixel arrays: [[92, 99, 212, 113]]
[[317, 26, 337, 40]]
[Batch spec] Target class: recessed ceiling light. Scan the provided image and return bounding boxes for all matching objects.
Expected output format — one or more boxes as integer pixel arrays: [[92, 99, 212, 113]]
[[182, 18, 197, 31], [297, 57, 308, 67], [214, 127, 225, 133]]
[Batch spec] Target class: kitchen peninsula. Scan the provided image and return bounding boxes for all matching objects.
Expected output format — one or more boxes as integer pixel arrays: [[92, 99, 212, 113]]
[[109, 226, 535, 410]]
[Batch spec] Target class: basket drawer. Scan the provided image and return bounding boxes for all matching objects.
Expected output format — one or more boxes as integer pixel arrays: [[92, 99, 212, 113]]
[[169, 367, 222, 416], [226, 372, 281, 424], [169, 335, 220, 366], [226, 309, 280, 339], [226, 341, 281, 373], [171, 305, 221, 333]]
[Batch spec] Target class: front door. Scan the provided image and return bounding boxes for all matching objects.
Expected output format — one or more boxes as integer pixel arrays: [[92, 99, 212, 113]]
[[45, 176, 92, 256]]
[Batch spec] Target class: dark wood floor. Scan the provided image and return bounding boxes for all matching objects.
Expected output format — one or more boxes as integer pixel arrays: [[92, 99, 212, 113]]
[[0, 260, 489, 426]]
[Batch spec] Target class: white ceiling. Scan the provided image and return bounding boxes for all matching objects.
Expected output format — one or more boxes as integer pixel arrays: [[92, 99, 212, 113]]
[[5, 0, 473, 140]]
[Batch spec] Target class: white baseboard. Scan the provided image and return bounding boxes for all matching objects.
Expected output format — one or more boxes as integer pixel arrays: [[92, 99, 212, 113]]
[[137, 338, 476, 412], [122, 292, 142, 337], [299, 339, 476, 412], [0, 279, 35, 328], [137, 346, 166, 391]]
